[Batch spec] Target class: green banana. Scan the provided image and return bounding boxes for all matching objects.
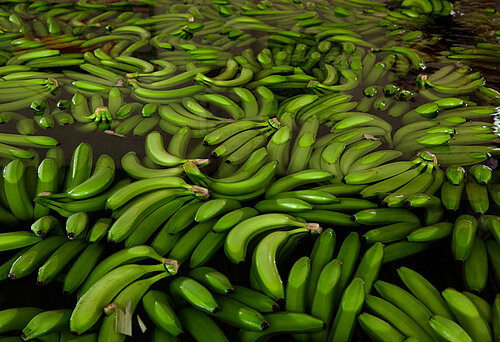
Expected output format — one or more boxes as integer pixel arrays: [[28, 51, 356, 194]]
[[78, 245, 165, 298], [142, 290, 183, 337], [169, 276, 220, 314], [22, 309, 71, 341], [225, 213, 317, 263], [70, 263, 169, 335], [0, 307, 43, 334], [37, 238, 87, 285], [442, 288, 493, 342], [452, 214, 478, 261], [63, 242, 105, 294]]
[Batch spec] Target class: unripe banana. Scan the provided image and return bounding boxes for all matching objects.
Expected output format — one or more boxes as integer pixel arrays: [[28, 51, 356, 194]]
[[169, 276, 220, 314]]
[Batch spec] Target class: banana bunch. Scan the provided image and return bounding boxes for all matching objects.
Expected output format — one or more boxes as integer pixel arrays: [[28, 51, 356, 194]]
[[270, 113, 394, 178], [0, 73, 59, 112], [0, 225, 95, 285], [157, 89, 279, 142], [183, 155, 276, 201], [440, 165, 498, 214], [71, 256, 179, 336], [272, 230, 384, 342], [134, 266, 324, 342], [448, 44, 500, 73], [32, 142, 125, 218], [416, 65, 486, 98], [0, 306, 74, 341], [346, 152, 434, 202], [0, 132, 58, 161], [359, 266, 498, 342], [400, 0, 453, 16], [449, 215, 500, 292], [0, 145, 61, 224], [395, 109, 499, 164]]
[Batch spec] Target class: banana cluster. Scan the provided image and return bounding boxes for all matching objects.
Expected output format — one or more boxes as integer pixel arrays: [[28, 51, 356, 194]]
[[359, 266, 499, 342]]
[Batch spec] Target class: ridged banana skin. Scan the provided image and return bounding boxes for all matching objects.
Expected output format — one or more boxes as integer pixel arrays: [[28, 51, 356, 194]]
[[105, 176, 189, 210], [358, 313, 405, 342], [463, 237, 488, 292], [63, 243, 106, 294], [238, 312, 326, 342], [307, 228, 336, 309], [3, 159, 34, 221], [328, 277, 366, 342], [195, 198, 242, 222], [428, 315, 473, 342], [65, 153, 115, 199], [463, 291, 492, 324], [253, 228, 311, 302], [189, 230, 227, 268], [168, 219, 215, 263], [0, 232, 42, 252], [493, 295, 500, 342], [169, 276, 220, 314], [352, 208, 421, 225], [335, 232, 361, 292], [364, 294, 434, 342], [210, 295, 269, 331], [397, 267, 455, 320], [285, 256, 310, 314], [21, 309, 71, 340], [78, 245, 164, 298], [98, 273, 172, 342], [0, 307, 43, 334], [224, 213, 309, 264], [70, 263, 166, 335], [230, 285, 280, 313], [188, 267, 233, 295], [353, 242, 384, 294], [451, 214, 478, 261], [64, 142, 93, 192], [125, 197, 190, 248], [142, 290, 183, 337], [212, 207, 259, 233], [152, 326, 180, 342], [34, 158, 59, 219], [66, 212, 89, 240], [373, 280, 435, 338], [145, 131, 188, 166], [37, 239, 87, 285], [442, 288, 493, 342], [441, 181, 463, 211], [178, 307, 229, 342], [108, 189, 187, 243], [8, 236, 66, 280], [265, 169, 333, 199], [310, 259, 342, 342]]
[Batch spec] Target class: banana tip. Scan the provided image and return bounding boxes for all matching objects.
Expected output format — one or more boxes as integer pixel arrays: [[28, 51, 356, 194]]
[[261, 322, 270, 330], [272, 304, 280, 312], [225, 288, 233, 295], [212, 306, 221, 314], [20, 332, 27, 341], [8, 273, 16, 280]]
